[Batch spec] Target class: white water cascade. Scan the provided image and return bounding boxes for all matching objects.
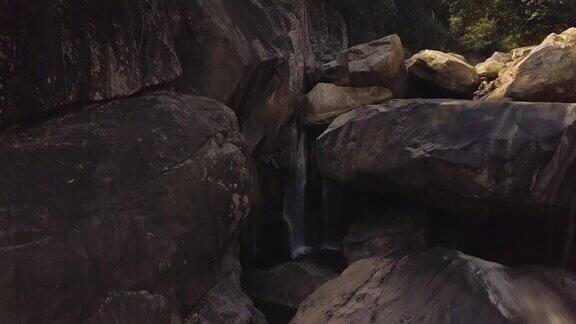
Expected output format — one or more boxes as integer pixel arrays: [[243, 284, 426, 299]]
[[283, 121, 309, 258]]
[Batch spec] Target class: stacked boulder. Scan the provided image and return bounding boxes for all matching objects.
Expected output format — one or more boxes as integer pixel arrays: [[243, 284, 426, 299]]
[[406, 49, 480, 98], [477, 28, 576, 102], [290, 28, 576, 324], [302, 35, 407, 126]]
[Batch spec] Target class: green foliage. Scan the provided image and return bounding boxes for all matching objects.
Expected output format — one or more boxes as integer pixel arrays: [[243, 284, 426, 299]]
[[333, 0, 451, 50], [447, 0, 576, 54]]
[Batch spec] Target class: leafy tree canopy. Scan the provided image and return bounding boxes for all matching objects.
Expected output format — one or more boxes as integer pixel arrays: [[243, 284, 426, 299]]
[[447, 0, 576, 54]]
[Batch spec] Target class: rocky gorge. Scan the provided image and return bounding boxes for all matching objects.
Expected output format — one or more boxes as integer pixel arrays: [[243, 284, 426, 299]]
[[1, 1, 576, 323]]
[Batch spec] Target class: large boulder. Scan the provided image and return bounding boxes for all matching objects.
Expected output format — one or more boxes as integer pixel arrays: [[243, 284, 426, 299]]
[[302, 83, 392, 125], [481, 28, 576, 102], [475, 52, 512, 79], [291, 248, 576, 324], [153, 0, 316, 153], [406, 50, 480, 98], [317, 99, 576, 220], [0, 0, 182, 127], [0, 93, 251, 323], [320, 35, 407, 98]]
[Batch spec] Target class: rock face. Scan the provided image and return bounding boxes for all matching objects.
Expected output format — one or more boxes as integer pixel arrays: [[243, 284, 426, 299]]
[[243, 259, 337, 314], [343, 204, 426, 263], [302, 83, 392, 125], [86, 291, 182, 324], [475, 52, 512, 79], [186, 248, 267, 324], [0, 0, 335, 154], [481, 28, 576, 102], [148, 0, 317, 153], [304, 0, 348, 64], [406, 50, 480, 98], [0, 93, 250, 324], [511, 45, 536, 60], [320, 35, 407, 98], [0, 0, 182, 127], [291, 248, 576, 324], [317, 99, 576, 222]]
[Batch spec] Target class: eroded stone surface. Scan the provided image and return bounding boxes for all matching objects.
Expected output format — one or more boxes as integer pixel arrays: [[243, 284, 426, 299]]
[[480, 28, 576, 102], [0, 93, 250, 323], [0, 0, 182, 127], [317, 99, 576, 221], [291, 248, 576, 324], [406, 50, 480, 98], [320, 35, 407, 98]]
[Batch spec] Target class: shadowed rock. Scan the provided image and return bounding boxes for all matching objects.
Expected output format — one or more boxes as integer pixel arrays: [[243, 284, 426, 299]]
[[86, 291, 182, 324], [343, 204, 426, 263], [186, 246, 267, 324], [0, 93, 250, 323], [291, 248, 576, 324], [0, 0, 182, 127], [320, 35, 407, 98], [406, 50, 480, 98], [317, 99, 576, 221], [243, 259, 337, 316]]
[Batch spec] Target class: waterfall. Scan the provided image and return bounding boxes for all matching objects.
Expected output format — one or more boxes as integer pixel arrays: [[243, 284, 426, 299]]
[[283, 120, 309, 258]]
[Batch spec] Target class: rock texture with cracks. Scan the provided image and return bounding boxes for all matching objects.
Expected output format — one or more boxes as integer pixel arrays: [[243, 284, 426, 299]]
[[0, 93, 250, 323], [291, 248, 576, 324], [317, 99, 576, 221]]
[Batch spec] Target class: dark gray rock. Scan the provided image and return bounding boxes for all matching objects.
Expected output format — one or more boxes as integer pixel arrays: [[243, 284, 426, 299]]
[[0, 0, 182, 127], [0, 93, 250, 324], [86, 291, 182, 324], [317, 99, 576, 222], [186, 246, 267, 324], [243, 260, 337, 313], [291, 248, 576, 324], [0, 0, 345, 154]]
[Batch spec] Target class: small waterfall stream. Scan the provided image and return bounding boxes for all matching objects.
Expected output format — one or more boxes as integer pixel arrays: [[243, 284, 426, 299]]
[[283, 120, 309, 258]]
